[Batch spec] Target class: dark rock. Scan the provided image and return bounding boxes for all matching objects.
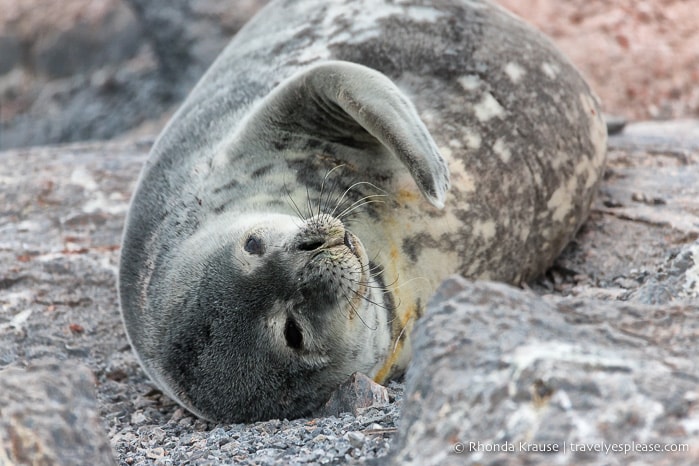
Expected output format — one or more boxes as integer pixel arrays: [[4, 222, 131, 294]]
[[121, 0, 269, 95], [124, 0, 198, 85], [387, 276, 699, 466], [32, 1, 142, 79], [604, 114, 627, 135], [0, 0, 268, 150], [0, 35, 21, 75], [0, 361, 117, 465], [315, 372, 390, 418]]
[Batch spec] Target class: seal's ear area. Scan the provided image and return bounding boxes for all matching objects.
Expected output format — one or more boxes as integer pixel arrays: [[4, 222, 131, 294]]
[[237, 61, 450, 208]]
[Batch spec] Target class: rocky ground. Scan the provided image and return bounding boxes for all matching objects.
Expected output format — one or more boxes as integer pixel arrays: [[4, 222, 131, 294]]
[[1, 122, 697, 465], [2, 0, 699, 465], [498, 0, 699, 121]]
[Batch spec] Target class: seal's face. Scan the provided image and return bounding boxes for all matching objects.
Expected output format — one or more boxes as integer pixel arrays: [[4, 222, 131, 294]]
[[235, 213, 374, 358], [158, 213, 391, 422]]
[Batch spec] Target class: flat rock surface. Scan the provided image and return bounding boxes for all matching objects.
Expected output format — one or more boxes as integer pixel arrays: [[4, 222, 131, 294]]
[[533, 120, 699, 302], [0, 361, 117, 465], [1, 120, 698, 464]]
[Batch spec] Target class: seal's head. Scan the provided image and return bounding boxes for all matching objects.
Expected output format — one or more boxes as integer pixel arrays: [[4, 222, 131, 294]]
[[120, 60, 450, 423], [149, 212, 391, 422]]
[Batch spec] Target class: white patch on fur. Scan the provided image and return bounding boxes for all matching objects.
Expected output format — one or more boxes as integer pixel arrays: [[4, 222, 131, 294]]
[[327, 2, 445, 45], [466, 261, 481, 276], [439, 145, 452, 159], [519, 224, 530, 241], [504, 62, 525, 83], [493, 138, 512, 163], [457, 74, 482, 91], [473, 92, 505, 122], [541, 62, 560, 79], [463, 128, 482, 150], [448, 157, 476, 194], [473, 220, 496, 240], [546, 175, 576, 223]]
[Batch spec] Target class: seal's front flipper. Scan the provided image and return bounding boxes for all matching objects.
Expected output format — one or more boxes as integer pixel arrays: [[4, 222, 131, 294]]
[[233, 61, 450, 208]]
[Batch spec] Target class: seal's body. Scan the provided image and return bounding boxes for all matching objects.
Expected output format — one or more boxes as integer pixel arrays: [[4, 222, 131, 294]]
[[119, 0, 606, 422]]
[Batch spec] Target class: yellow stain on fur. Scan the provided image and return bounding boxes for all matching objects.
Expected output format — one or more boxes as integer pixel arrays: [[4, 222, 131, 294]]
[[372, 302, 417, 384]]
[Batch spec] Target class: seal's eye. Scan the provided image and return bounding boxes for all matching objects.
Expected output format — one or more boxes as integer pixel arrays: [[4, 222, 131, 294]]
[[244, 235, 264, 255], [284, 318, 303, 350]]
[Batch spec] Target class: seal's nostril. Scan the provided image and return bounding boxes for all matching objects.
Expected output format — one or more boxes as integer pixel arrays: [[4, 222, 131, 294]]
[[343, 231, 356, 254], [298, 239, 324, 251]]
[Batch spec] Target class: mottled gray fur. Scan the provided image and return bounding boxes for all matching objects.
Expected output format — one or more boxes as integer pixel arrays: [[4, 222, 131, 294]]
[[119, 0, 606, 423]]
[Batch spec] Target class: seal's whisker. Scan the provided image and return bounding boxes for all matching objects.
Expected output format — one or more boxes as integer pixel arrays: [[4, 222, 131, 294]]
[[337, 191, 389, 216], [336, 192, 388, 214], [330, 181, 387, 218], [318, 164, 346, 217], [347, 279, 393, 292], [284, 182, 307, 222], [392, 325, 408, 354], [337, 198, 387, 222], [366, 261, 385, 275], [348, 274, 399, 292], [320, 171, 355, 216], [323, 177, 344, 217], [340, 289, 378, 331], [392, 276, 431, 290], [305, 185, 315, 220], [348, 287, 393, 313]]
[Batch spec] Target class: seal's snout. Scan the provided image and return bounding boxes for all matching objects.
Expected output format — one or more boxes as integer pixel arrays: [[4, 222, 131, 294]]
[[295, 214, 347, 254], [297, 238, 325, 252]]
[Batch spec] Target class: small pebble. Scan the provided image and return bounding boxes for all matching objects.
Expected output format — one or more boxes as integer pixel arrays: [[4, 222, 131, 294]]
[[346, 431, 366, 448], [146, 447, 165, 459], [130, 412, 147, 425]]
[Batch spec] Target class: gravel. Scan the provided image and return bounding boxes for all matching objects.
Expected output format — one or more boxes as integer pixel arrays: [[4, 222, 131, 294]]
[[106, 381, 404, 465]]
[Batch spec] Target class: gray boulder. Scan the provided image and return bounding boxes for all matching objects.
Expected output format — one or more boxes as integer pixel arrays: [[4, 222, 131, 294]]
[[0, 361, 117, 465], [387, 276, 699, 465]]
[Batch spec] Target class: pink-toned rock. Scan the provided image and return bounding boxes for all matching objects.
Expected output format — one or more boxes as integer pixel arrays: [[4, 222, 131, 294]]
[[315, 373, 390, 418]]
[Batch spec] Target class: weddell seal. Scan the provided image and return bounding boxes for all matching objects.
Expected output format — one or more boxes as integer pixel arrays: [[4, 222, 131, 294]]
[[119, 0, 607, 423]]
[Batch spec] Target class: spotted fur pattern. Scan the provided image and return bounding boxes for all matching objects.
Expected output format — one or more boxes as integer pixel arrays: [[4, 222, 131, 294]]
[[119, 0, 607, 423]]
